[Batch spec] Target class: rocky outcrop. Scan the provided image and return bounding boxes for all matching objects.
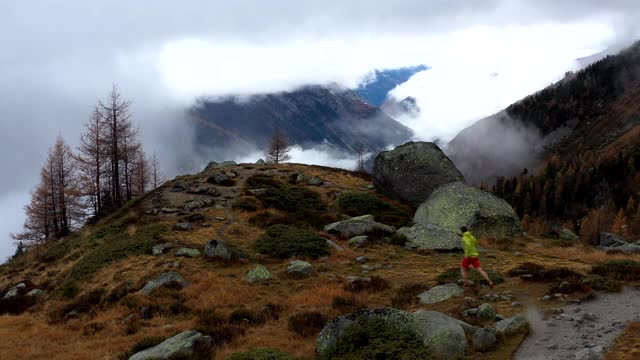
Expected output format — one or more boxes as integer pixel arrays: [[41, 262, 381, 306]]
[[139, 272, 188, 295], [417, 283, 464, 304], [415, 182, 521, 238], [477, 303, 497, 320], [2, 283, 26, 299], [204, 240, 232, 260], [129, 330, 212, 360], [324, 215, 396, 238], [204, 161, 237, 171], [397, 223, 461, 251], [372, 142, 464, 207]]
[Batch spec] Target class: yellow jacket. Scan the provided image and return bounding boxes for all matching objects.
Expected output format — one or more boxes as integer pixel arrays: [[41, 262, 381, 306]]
[[462, 231, 479, 258]]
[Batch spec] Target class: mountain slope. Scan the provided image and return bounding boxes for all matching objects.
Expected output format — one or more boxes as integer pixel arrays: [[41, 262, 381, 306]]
[[448, 40, 640, 184], [356, 65, 429, 106], [192, 86, 413, 158]]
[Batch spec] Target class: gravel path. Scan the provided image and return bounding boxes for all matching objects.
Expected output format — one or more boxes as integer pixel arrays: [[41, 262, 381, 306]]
[[515, 287, 640, 359]]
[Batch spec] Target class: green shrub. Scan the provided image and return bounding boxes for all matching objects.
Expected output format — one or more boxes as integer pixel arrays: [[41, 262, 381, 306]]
[[196, 308, 246, 346], [322, 316, 433, 360], [337, 193, 411, 228], [255, 225, 329, 259], [345, 276, 390, 293], [389, 233, 408, 246], [436, 268, 504, 286], [507, 263, 583, 282], [68, 223, 167, 282], [287, 311, 328, 337], [62, 281, 80, 299], [229, 308, 265, 326], [584, 276, 622, 292], [332, 295, 364, 313], [234, 197, 260, 212], [591, 260, 640, 281], [228, 348, 299, 360], [261, 186, 325, 213], [391, 283, 430, 309]]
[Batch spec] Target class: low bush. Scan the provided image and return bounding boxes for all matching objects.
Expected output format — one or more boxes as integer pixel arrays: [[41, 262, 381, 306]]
[[391, 283, 430, 309], [196, 308, 246, 346], [337, 193, 411, 228], [389, 233, 408, 246], [82, 322, 106, 336], [332, 295, 364, 313], [591, 260, 640, 281], [234, 197, 260, 212], [321, 316, 433, 360], [255, 225, 330, 259], [345, 276, 390, 293], [436, 268, 504, 286], [508, 263, 583, 282], [583, 276, 622, 292], [288, 311, 328, 337], [548, 278, 593, 295], [228, 348, 299, 360], [229, 308, 265, 326], [62, 281, 80, 299]]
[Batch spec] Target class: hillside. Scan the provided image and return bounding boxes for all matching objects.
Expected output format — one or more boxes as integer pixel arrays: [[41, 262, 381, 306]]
[[1, 162, 639, 359], [191, 86, 413, 159], [356, 65, 429, 106]]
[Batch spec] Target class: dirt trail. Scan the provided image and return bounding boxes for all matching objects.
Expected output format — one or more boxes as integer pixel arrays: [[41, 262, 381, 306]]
[[515, 287, 640, 359]]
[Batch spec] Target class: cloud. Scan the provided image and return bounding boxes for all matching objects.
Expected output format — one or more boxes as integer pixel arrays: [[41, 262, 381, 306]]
[[236, 144, 358, 171], [0, 1, 638, 259]]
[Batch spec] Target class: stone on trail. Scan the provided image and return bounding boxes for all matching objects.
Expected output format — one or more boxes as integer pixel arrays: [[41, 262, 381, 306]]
[[175, 248, 201, 258], [204, 239, 232, 260], [397, 223, 461, 251], [174, 222, 193, 231], [323, 215, 396, 238], [129, 330, 212, 360], [287, 260, 313, 278], [574, 345, 603, 360], [247, 265, 273, 284], [418, 283, 464, 304], [372, 141, 464, 207], [414, 181, 522, 238], [495, 314, 529, 337], [139, 272, 188, 295], [477, 303, 497, 320], [413, 310, 469, 359], [472, 327, 498, 352]]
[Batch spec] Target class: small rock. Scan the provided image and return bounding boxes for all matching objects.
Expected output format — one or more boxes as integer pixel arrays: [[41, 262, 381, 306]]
[[463, 308, 478, 317], [175, 248, 201, 258], [542, 295, 552, 301], [495, 314, 529, 337], [355, 256, 368, 263], [248, 188, 267, 195], [477, 303, 497, 320], [174, 222, 193, 231], [325, 239, 345, 252], [574, 345, 603, 360], [418, 283, 464, 304], [348, 236, 369, 247], [465, 297, 481, 308], [129, 330, 213, 360], [494, 314, 506, 321], [511, 302, 522, 307], [308, 176, 323, 185], [204, 240, 232, 260], [139, 272, 188, 295], [153, 243, 174, 256], [161, 207, 180, 214], [26, 289, 44, 297], [287, 260, 313, 278], [2, 283, 26, 299], [579, 312, 597, 322], [558, 281, 572, 292], [64, 310, 80, 320], [247, 265, 273, 284]]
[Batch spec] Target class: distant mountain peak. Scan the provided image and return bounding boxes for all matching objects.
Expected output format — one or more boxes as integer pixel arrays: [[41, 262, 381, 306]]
[[356, 64, 429, 106]]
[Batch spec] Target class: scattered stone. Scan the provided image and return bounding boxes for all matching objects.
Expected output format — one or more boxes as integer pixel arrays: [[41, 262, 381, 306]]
[[578, 312, 597, 322], [65, 310, 80, 320], [174, 222, 193, 231], [542, 295, 552, 301], [248, 188, 267, 195], [574, 345, 603, 360], [355, 256, 368, 263], [153, 243, 174, 256], [184, 198, 214, 212], [511, 302, 522, 307], [477, 303, 497, 320], [397, 223, 462, 251], [414, 181, 522, 238], [175, 248, 201, 258], [599, 232, 627, 247], [324, 215, 396, 238], [287, 260, 313, 278], [129, 330, 213, 360], [204, 240, 232, 260], [2, 283, 26, 299], [465, 297, 481, 308], [463, 308, 478, 317], [308, 176, 323, 186], [495, 314, 529, 337], [549, 225, 579, 241], [473, 327, 498, 352], [325, 239, 345, 252], [26, 289, 44, 297], [255, 159, 266, 165], [494, 314, 506, 322], [205, 160, 237, 171], [482, 294, 501, 302], [160, 207, 180, 214], [208, 173, 230, 185], [348, 236, 368, 247], [372, 141, 464, 207], [225, 171, 237, 178], [247, 265, 273, 284], [139, 272, 188, 295], [418, 283, 464, 304]]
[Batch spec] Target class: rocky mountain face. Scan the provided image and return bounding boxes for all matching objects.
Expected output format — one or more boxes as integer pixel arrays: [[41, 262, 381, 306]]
[[356, 65, 428, 106], [448, 40, 640, 184], [192, 85, 413, 157]]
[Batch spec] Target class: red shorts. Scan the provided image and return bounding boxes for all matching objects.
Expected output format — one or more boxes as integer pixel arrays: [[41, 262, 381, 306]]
[[461, 257, 481, 269]]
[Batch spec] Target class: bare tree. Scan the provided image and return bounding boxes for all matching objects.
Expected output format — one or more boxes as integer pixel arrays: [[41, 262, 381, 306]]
[[265, 127, 292, 164], [131, 149, 151, 196], [151, 151, 164, 189], [77, 106, 105, 216], [355, 143, 367, 173]]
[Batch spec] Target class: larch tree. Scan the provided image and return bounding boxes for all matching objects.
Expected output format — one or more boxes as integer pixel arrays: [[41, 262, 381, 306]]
[[77, 106, 106, 216], [132, 149, 151, 196], [151, 151, 164, 189], [265, 127, 292, 164], [354, 143, 367, 173]]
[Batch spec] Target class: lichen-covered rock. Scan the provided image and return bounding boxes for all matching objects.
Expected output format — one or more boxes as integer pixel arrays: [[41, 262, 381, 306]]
[[308, 176, 323, 186], [184, 198, 214, 212], [600, 232, 627, 247], [372, 142, 464, 207], [175, 248, 201, 258], [139, 272, 188, 295], [26, 289, 44, 297], [477, 303, 497, 320], [415, 182, 521, 238], [247, 265, 273, 284], [397, 223, 462, 251], [472, 327, 498, 352], [495, 314, 529, 337], [204, 160, 237, 171], [255, 159, 266, 165], [413, 310, 468, 360], [2, 283, 26, 299], [129, 330, 212, 360], [152, 243, 174, 256], [316, 308, 421, 359], [418, 283, 464, 304], [204, 240, 232, 260], [324, 215, 396, 238], [174, 222, 193, 231], [348, 236, 368, 247], [287, 260, 313, 278]]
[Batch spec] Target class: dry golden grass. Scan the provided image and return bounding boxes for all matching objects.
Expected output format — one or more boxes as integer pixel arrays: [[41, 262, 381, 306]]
[[525, 242, 640, 264], [605, 322, 640, 360]]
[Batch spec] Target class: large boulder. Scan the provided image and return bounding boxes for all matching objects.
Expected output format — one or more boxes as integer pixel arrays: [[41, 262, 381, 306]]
[[495, 314, 529, 337], [417, 283, 464, 304], [323, 215, 396, 238], [129, 330, 212, 360], [316, 308, 421, 358], [204, 240, 232, 260], [415, 182, 521, 238], [413, 310, 469, 359], [139, 272, 188, 295], [397, 223, 461, 251], [472, 327, 498, 352], [599, 232, 627, 247], [372, 142, 464, 207]]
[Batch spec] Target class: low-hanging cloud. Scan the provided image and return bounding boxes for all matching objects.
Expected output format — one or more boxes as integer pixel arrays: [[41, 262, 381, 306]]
[[0, 1, 639, 259]]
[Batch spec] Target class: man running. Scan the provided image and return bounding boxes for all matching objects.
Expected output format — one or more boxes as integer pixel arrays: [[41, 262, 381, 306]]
[[460, 226, 494, 289]]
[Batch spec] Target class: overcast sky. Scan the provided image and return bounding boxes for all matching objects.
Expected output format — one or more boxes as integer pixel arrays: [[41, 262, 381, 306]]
[[0, 0, 638, 260]]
